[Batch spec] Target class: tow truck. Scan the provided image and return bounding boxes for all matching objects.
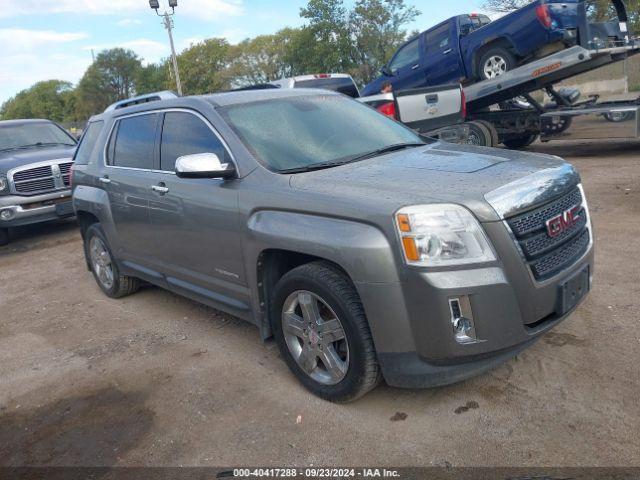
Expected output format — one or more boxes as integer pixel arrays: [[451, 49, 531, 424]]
[[358, 0, 640, 148]]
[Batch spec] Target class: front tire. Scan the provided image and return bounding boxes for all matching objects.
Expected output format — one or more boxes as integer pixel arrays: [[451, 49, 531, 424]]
[[0, 228, 9, 247], [478, 47, 516, 80], [271, 262, 381, 402], [84, 224, 140, 298]]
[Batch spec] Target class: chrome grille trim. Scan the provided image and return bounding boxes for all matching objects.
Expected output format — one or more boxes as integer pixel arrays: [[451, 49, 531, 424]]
[[504, 184, 593, 283], [7, 158, 73, 196]]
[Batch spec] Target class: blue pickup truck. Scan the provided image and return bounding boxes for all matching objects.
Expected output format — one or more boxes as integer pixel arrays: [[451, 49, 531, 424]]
[[362, 0, 590, 96]]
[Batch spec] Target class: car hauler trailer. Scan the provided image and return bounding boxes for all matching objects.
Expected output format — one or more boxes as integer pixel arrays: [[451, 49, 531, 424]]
[[359, 0, 640, 148]]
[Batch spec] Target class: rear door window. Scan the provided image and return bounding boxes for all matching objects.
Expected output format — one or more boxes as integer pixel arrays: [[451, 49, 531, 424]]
[[160, 111, 229, 172], [389, 38, 420, 72], [73, 121, 103, 165], [426, 24, 451, 53], [110, 113, 159, 169]]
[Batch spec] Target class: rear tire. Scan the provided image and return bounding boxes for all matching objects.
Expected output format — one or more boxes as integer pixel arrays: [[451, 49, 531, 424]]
[[465, 121, 493, 147], [478, 47, 516, 81], [475, 120, 499, 147], [271, 262, 381, 403], [0, 228, 9, 247], [84, 224, 140, 298], [502, 134, 538, 149]]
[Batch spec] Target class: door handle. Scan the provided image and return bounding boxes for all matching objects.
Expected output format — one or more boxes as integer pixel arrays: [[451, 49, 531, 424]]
[[411, 64, 420, 70], [443, 48, 453, 55], [151, 185, 169, 194], [99, 177, 111, 185]]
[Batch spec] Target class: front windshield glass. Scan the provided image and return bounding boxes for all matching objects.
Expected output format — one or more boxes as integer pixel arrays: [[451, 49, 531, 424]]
[[220, 94, 424, 172], [0, 122, 76, 152]]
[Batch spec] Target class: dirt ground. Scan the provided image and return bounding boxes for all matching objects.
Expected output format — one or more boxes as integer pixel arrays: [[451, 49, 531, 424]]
[[0, 140, 638, 468]]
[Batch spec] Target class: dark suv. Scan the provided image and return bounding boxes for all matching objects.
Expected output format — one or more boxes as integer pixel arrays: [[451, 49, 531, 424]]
[[72, 90, 594, 402], [0, 119, 77, 246]]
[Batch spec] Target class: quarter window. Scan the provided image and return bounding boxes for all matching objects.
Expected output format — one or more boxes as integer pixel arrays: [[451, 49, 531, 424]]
[[160, 112, 228, 172], [110, 113, 159, 170], [74, 121, 103, 166]]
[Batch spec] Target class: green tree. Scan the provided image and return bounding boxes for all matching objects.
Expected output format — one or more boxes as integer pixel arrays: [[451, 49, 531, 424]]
[[348, 0, 420, 84], [0, 80, 74, 122], [177, 39, 233, 95], [136, 62, 170, 94], [299, 0, 354, 74], [230, 29, 301, 86], [75, 48, 142, 118]]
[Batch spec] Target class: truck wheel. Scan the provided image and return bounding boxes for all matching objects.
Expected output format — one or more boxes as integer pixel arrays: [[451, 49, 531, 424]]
[[478, 47, 516, 80], [84, 224, 140, 298], [271, 262, 381, 403], [0, 228, 9, 247], [603, 111, 633, 122], [502, 134, 538, 149], [465, 121, 493, 147], [475, 120, 499, 147]]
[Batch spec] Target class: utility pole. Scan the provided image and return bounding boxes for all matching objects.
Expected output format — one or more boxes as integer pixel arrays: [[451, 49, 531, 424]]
[[149, 0, 183, 96]]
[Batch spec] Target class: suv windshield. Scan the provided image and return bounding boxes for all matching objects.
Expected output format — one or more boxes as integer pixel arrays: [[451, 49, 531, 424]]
[[220, 95, 424, 172], [0, 122, 76, 153]]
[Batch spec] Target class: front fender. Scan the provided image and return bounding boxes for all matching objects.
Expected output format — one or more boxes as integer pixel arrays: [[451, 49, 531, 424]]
[[244, 211, 417, 351]]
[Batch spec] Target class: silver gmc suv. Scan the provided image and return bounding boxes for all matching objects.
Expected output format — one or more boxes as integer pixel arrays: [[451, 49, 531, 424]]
[[72, 89, 594, 402], [0, 119, 77, 245]]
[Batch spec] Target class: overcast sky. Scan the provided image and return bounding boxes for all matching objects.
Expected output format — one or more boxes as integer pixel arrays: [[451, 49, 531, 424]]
[[0, 0, 487, 104]]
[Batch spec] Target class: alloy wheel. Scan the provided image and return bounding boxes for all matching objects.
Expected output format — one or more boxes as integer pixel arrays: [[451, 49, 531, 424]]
[[89, 236, 114, 290], [281, 290, 349, 385], [483, 55, 508, 79]]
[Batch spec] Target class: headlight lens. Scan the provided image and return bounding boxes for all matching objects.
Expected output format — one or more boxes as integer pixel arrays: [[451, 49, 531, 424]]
[[395, 204, 496, 266], [0, 176, 7, 193]]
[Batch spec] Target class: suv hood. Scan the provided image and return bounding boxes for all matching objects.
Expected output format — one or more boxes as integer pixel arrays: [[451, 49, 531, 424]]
[[289, 142, 580, 222], [0, 146, 76, 173]]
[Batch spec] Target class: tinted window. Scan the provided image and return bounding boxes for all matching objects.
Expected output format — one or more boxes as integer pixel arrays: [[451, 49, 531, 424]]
[[220, 95, 423, 172], [295, 78, 360, 98], [111, 114, 159, 169], [389, 39, 420, 71], [73, 121, 103, 165], [160, 112, 228, 172], [426, 24, 450, 53]]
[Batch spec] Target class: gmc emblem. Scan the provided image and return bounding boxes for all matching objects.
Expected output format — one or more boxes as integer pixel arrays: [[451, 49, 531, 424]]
[[546, 205, 581, 238]]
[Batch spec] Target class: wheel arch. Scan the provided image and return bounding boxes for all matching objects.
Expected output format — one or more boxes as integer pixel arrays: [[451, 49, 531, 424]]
[[473, 37, 518, 78]]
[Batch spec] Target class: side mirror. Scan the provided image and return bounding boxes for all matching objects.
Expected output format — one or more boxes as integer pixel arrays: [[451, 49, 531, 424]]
[[175, 153, 236, 179], [381, 65, 393, 76]]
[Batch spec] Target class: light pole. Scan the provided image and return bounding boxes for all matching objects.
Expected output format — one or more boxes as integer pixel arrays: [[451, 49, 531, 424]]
[[149, 0, 183, 96]]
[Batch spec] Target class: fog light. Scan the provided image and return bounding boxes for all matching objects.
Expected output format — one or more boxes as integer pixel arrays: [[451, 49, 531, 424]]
[[449, 297, 479, 345], [0, 209, 14, 221]]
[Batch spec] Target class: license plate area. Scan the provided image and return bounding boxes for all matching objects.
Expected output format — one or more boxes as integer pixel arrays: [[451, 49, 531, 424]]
[[55, 201, 74, 217], [557, 266, 590, 316]]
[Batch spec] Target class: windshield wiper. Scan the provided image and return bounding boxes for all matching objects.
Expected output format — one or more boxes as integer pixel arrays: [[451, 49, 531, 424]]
[[16, 142, 76, 149], [344, 142, 426, 163], [279, 161, 350, 174]]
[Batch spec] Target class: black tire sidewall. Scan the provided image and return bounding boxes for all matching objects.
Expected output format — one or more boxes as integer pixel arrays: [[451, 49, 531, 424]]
[[479, 47, 515, 80], [466, 121, 492, 147], [84, 224, 121, 298], [271, 269, 372, 402], [0, 228, 9, 246]]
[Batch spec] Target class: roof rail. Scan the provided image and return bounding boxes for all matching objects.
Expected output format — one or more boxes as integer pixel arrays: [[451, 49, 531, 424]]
[[104, 91, 178, 113]]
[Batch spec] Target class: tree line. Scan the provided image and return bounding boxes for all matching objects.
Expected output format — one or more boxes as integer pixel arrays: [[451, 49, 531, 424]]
[[2, 0, 637, 124], [0, 0, 419, 123]]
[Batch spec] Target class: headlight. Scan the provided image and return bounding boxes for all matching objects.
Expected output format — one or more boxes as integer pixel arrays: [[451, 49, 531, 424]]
[[0, 176, 7, 193], [395, 204, 496, 266]]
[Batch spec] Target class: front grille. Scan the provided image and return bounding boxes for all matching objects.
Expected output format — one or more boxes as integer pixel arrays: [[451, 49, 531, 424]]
[[10, 160, 72, 195], [507, 187, 590, 281]]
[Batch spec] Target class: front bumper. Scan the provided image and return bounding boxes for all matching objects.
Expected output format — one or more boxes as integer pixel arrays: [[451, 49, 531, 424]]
[[0, 190, 73, 228], [355, 238, 594, 389]]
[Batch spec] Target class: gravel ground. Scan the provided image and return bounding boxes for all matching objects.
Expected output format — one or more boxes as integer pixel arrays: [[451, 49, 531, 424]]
[[0, 140, 638, 468]]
